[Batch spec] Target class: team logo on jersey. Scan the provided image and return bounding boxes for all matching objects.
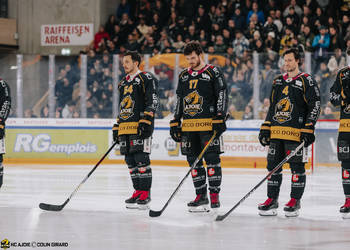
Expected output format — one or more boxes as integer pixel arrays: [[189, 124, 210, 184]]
[[273, 97, 293, 124], [119, 95, 135, 120], [343, 170, 350, 179], [183, 90, 203, 116], [181, 74, 189, 81]]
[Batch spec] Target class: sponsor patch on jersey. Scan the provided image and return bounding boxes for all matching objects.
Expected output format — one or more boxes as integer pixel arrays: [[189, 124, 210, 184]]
[[144, 72, 152, 80], [292, 174, 299, 182], [295, 80, 302, 87], [200, 73, 210, 81], [208, 168, 215, 176], [191, 71, 198, 76], [120, 95, 135, 120], [183, 90, 203, 116], [181, 74, 189, 81], [344, 104, 350, 114], [273, 97, 293, 123]]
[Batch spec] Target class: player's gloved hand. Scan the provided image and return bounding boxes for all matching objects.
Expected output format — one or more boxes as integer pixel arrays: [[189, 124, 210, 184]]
[[212, 114, 226, 137], [258, 121, 271, 146], [170, 119, 182, 142], [138, 112, 154, 139], [0, 119, 5, 140], [112, 123, 119, 143], [300, 123, 315, 147]]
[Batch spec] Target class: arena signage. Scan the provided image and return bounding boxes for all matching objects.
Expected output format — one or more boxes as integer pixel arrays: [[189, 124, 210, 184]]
[[41, 23, 94, 46]]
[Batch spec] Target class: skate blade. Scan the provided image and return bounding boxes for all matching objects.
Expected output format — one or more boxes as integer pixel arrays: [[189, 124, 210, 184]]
[[126, 203, 139, 209], [137, 204, 150, 210], [341, 212, 350, 219], [285, 210, 299, 217], [259, 209, 277, 216], [188, 205, 210, 213]]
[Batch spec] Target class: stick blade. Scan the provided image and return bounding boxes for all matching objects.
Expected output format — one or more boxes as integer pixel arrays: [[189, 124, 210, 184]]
[[39, 203, 63, 212], [215, 215, 226, 221], [149, 209, 162, 217]]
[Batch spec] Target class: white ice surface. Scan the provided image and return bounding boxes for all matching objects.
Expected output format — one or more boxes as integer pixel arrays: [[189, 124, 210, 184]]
[[0, 164, 349, 250]]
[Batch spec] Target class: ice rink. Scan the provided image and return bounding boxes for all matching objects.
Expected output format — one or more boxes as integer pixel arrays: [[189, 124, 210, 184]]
[[0, 164, 349, 250]]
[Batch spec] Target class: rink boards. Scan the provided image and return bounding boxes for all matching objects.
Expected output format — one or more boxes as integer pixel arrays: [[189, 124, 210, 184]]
[[2, 118, 338, 168]]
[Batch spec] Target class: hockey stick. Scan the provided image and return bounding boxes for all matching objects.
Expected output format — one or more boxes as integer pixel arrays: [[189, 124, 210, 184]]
[[215, 141, 305, 221], [39, 140, 119, 211], [149, 131, 217, 217]]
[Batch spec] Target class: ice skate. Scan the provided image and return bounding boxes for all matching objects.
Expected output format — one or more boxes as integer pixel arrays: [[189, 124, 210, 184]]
[[284, 198, 300, 217], [137, 191, 151, 210], [340, 198, 350, 219], [210, 193, 220, 209], [125, 190, 141, 209], [258, 198, 278, 216], [188, 193, 210, 213]]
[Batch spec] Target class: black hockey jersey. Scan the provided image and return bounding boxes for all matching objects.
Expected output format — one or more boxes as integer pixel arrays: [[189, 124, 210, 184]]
[[174, 64, 228, 132], [0, 79, 11, 121], [265, 72, 320, 142], [117, 71, 159, 135], [330, 66, 350, 132]]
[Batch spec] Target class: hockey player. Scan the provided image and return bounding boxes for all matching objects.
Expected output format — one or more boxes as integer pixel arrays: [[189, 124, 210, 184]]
[[258, 48, 320, 217], [170, 41, 228, 212], [330, 48, 350, 219], [112, 51, 158, 210], [0, 78, 11, 191]]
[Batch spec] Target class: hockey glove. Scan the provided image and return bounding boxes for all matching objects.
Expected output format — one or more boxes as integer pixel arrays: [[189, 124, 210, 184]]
[[138, 112, 154, 139], [0, 119, 4, 140], [170, 119, 182, 142], [300, 123, 315, 147], [112, 123, 119, 143], [212, 115, 226, 137], [258, 121, 271, 146]]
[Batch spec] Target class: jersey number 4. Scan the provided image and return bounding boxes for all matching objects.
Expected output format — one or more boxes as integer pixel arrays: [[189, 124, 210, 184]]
[[189, 79, 198, 89], [124, 85, 133, 95], [282, 86, 289, 95]]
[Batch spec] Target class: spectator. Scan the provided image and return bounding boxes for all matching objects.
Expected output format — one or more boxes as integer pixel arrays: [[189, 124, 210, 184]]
[[263, 16, 279, 39], [279, 27, 294, 55], [316, 62, 332, 104], [40, 105, 49, 118], [232, 30, 249, 57], [265, 32, 279, 54], [62, 101, 75, 118], [231, 8, 245, 31], [137, 18, 150, 37], [242, 105, 254, 120], [116, 0, 130, 20], [329, 25, 344, 52], [247, 2, 265, 25], [320, 106, 335, 119], [195, 5, 212, 32], [327, 48, 346, 75], [285, 6, 300, 27], [173, 34, 185, 52], [259, 60, 275, 102], [56, 78, 73, 108], [24, 109, 37, 118], [214, 35, 227, 53], [94, 25, 111, 50], [274, 9, 284, 33], [312, 25, 330, 70], [283, 0, 302, 17], [105, 15, 117, 36], [298, 25, 315, 52]]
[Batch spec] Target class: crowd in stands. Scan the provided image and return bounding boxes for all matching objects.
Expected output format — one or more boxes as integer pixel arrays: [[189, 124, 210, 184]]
[[49, 0, 350, 120]]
